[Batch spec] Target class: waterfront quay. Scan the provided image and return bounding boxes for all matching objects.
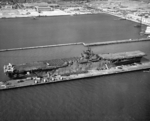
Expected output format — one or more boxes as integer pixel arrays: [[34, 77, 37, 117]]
[[1, 0, 150, 27], [88, 0, 150, 26], [0, 1, 102, 18]]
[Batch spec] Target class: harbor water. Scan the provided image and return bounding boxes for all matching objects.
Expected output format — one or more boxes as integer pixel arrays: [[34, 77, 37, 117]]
[[0, 14, 150, 121]]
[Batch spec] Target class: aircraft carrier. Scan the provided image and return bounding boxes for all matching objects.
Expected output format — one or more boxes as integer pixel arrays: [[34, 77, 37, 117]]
[[1, 48, 150, 90]]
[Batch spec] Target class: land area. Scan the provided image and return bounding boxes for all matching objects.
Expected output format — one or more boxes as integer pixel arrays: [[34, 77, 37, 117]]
[[0, 0, 150, 26]]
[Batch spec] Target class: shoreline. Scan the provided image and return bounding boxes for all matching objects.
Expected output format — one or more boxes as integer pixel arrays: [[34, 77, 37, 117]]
[[102, 11, 149, 26], [0, 11, 106, 19], [0, 10, 72, 19], [0, 7, 148, 26]]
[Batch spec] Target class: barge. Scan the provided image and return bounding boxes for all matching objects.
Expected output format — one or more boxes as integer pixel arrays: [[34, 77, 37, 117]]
[[1, 48, 150, 90]]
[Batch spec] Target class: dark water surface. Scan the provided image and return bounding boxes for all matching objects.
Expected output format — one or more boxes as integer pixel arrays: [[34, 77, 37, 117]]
[[0, 14, 150, 121], [0, 14, 147, 49]]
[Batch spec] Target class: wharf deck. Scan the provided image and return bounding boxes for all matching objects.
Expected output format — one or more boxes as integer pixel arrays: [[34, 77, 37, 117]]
[[1, 62, 150, 90]]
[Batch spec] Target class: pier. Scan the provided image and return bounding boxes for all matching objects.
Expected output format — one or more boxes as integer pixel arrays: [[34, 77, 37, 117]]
[[0, 38, 150, 52]]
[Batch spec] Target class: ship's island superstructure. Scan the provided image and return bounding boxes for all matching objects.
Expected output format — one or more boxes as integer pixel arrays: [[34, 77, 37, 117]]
[[0, 48, 150, 90]]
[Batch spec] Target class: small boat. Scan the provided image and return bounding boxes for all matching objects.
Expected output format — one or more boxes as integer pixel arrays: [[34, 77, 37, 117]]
[[119, 18, 126, 20], [33, 17, 38, 20], [143, 69, 150, 72], [134, 24, 142, 28], [114, 18, 126, 21]]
